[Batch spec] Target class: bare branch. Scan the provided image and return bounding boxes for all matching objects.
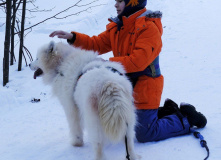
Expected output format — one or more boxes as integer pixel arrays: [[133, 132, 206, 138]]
[[0, 2, 6, 6], [24, 26, 32, 36], [14, 0, 106, 34], [25, 7, 54, 13], [23, 45, 33, 62], [55, 4, 106, 19], [10, 0, 22, 20], [22, 49, 28, 66]]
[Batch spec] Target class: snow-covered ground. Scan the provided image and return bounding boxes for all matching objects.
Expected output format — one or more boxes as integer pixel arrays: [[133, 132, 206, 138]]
[[0, 0, 221, 159]]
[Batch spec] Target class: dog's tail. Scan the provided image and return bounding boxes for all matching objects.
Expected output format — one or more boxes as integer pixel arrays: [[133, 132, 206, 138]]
[[98, 81, 135, 142]]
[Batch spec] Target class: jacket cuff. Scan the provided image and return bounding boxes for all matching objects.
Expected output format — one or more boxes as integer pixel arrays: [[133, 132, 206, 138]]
[[67, 32, 76, 45]]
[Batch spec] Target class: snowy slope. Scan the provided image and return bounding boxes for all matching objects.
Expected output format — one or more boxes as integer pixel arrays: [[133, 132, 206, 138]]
[[0, 0, 221, 159]]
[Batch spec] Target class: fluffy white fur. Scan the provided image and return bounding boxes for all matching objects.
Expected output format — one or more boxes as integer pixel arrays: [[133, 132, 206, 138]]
[[30, 41, 139, 160]]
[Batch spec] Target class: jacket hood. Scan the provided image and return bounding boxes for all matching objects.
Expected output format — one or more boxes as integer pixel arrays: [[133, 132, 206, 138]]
[[138, 10, 163, 35], [108, 10, 163, 34]]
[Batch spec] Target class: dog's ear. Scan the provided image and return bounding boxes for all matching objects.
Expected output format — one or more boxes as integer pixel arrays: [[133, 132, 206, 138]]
[[47, 41, 55, 54]]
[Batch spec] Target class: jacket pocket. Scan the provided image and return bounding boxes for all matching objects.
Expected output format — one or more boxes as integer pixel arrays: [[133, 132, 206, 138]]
[[133, 75, 164, 109]]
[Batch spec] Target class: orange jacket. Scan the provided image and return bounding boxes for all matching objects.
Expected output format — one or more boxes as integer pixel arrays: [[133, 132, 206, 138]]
[[72, 8, 164, 109]]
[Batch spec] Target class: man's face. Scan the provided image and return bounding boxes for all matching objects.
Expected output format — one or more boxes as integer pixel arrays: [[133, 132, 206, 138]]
[[115, 0, 126, 15]]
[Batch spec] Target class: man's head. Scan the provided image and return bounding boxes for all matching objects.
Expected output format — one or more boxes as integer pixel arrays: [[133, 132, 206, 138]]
[[115, 0, 147, 17]]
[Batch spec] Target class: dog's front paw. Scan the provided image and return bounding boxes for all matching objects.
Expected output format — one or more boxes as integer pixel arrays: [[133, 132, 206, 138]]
[[71, 137, 83, 147]]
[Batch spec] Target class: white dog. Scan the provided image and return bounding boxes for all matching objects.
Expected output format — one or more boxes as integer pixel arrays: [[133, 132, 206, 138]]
[[30, 41, 139, 160]]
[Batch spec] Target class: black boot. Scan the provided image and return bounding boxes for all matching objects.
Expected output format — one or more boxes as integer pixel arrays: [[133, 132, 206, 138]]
[[180, 103, 207, 128], [158, 98, 180, 119]]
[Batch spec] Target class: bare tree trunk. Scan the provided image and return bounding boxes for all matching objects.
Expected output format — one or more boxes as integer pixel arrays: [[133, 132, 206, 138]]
[[18, 0, 26, 71], [3, 0, 12, 86], [10, 0, 16, 65]]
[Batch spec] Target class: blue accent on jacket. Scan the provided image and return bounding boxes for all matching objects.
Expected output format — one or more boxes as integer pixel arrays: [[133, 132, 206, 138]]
[[126, 56, 161, 79]]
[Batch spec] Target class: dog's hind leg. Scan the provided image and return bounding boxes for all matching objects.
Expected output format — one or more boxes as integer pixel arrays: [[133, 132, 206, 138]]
[[91, 123, 106, 160], [85, 97, 106, 160], [86, 114, 106, 160], [94, 142, 105, 160], [125, 123, 141, 160]]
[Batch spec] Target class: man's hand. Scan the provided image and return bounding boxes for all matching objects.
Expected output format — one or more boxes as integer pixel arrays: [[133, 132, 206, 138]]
[[49, 30, 73, 40]]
